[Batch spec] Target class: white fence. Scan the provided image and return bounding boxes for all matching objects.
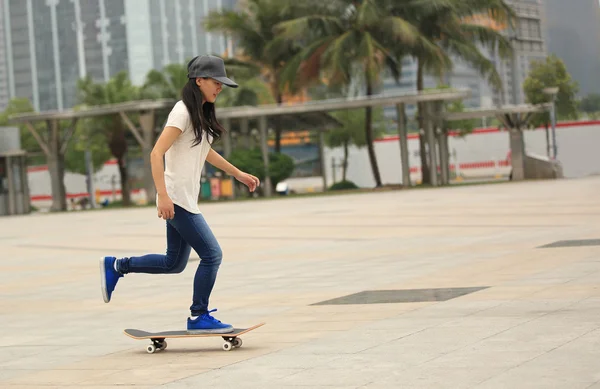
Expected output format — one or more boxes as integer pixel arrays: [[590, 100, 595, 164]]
[[324, 120, 600, 188], [26, 120, 600, 209]]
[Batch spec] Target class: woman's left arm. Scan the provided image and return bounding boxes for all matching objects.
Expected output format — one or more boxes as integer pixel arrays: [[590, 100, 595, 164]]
[[206, 149, 260, 192]]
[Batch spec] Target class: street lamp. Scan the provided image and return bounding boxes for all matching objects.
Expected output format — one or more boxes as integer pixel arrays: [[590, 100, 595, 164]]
[[543, 87, 559, 159]]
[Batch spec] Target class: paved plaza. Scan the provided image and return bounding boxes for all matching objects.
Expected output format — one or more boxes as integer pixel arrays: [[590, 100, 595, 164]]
[[1, 176, 600, 388]]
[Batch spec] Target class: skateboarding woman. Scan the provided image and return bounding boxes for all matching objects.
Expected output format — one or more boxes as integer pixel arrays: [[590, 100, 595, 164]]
[[99, 55, 260, 334]]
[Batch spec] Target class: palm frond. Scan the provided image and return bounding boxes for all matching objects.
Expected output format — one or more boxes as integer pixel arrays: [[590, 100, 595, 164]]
[[278, 37, 335, 93], [322, 30, 357, 85], [204, 10, 265, 59], [445, 38, 502, 89], [458, 0, 517, 28], [457, 23, 513, 59], [357, 0, 384, 29], [377, 16, 424, 46], [274, 16, 344, 41], [403, 0, 458, 15], [358, 33, 380, 85]]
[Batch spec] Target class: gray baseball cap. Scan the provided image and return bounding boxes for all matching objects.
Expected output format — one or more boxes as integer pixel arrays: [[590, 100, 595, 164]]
[[187, 55, 238, 88]]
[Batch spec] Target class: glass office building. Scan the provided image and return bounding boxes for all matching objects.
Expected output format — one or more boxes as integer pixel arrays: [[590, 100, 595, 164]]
[[1, 0, 235, 111]]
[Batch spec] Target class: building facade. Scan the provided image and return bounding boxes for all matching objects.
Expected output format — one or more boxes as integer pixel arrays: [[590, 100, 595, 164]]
[[494, 0, 547, 105], [0, 0, 9, 111], [1, 0, 234, 112], [380, 0, 548, 126]]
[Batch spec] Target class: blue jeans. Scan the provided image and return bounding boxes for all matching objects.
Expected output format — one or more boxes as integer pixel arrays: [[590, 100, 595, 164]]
[[117, 204, 223, 316]]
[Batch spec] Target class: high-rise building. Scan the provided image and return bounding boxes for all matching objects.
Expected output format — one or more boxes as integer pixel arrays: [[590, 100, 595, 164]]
[[380, 0, 548, 126], [1, 0, 234, 112], [544, 0, 600, 97], [494, 0, 547, 105], [0, 0, 9, 111]]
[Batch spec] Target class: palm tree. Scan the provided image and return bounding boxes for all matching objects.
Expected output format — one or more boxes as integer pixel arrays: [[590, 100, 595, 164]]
[[275, 0, 445, 187], [141, 63, 188, 100], [327, 107, 385, 183], [204, 0, 309, 152], [391, 0, 515, 184], [77, 71, 140, 206]]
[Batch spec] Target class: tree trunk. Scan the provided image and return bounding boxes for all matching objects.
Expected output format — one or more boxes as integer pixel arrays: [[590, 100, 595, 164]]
[[274, 92, 283, 153], [108, 124, 131, 206], [342, 140, 349, 182], [416, 59, 430, 185], [117, 157, 131, 206], [365, 80, 383, 187]]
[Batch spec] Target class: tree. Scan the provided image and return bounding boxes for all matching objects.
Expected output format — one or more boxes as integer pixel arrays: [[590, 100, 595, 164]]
[[0, 98, 102, 171], [77, 71, 140, 206], [0, 98, 45, 165], [276, 0, 442, 187], [523, 54, 579, 121], [228, 147, 294, 195], [63, 121, 112, 175], [204, 0, 308, 152], [391, 0, 515, 185], [434, 84, 477, 136], [579, 93, 600, 116], [326, 108, 384, 182], [523, 54, 579, 156], [215, 59, 276, 107], [141, 63, 188, 100], [445, 101, 477, 135]]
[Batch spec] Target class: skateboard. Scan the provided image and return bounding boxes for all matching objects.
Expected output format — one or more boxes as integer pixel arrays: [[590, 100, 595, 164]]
[[123, 322, 265, 354]]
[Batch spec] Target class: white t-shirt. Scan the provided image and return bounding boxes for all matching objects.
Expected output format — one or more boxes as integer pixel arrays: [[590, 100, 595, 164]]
[[161, 100, 213, 214]]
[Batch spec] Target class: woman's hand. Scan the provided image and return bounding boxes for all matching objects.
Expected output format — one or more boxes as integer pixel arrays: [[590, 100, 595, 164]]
[[235, 172, 261, 192], [157, 193, 175, 219]]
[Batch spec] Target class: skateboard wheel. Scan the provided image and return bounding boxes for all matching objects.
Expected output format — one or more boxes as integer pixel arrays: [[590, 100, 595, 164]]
[[222, 341, 233, 351], [158, 340, 167, 351], [232, 338, 243, 348], [146, 344, 156, 354]]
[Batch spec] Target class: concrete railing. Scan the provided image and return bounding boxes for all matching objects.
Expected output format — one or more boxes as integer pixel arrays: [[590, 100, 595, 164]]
[[524, 152, 564, 180]]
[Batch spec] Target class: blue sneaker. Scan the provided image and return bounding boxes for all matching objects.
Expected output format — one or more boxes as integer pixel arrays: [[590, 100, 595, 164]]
[[100, 256, 123, 303], [187, 309, 234, 334]]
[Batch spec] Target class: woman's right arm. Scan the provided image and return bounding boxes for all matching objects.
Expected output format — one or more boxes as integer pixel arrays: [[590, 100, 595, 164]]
[[151, 126, 182, 219]]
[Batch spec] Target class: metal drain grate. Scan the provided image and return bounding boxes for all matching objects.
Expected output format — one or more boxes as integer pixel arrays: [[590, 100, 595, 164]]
[[538, 239, 600, 248], [311, 287, 489, 305]]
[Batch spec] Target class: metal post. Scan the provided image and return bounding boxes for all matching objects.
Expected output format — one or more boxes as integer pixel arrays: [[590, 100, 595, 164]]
[[543, 87, 559, 160], [434, 101, 449, 185], [6, 156, 15, 215], [319, 130, 327, 191], [550, 97, 557, 159], [331, 157, 337, 184], [437, 128, 449, 185], [396, 103, 410, 187], [424, 103, 438, 186], [85, 148, 97, 208], [258, 116, 272, 197], [21, 156, 31, 213]]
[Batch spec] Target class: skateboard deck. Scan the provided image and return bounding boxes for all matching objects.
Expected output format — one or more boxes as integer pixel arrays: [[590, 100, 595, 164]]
[[124, 322, 265, 353]]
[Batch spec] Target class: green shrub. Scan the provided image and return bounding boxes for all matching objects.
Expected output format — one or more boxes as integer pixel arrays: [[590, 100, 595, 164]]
[[228, 147, 295, 190], [329, 180, 359, 191]]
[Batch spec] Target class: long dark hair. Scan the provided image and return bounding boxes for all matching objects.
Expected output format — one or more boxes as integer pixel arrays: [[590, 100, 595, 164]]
[[181, 78, 225, 146]]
